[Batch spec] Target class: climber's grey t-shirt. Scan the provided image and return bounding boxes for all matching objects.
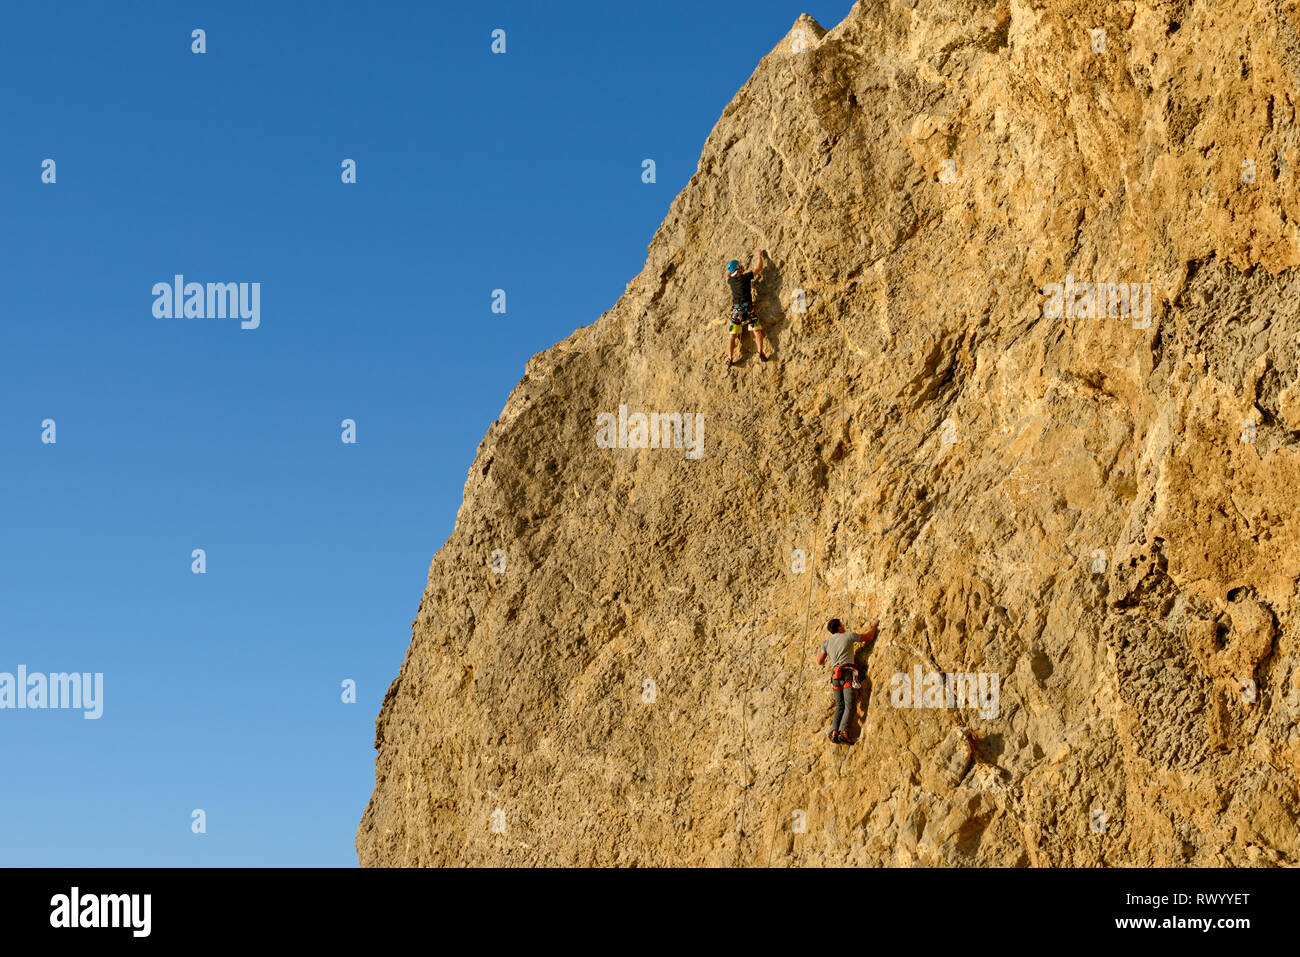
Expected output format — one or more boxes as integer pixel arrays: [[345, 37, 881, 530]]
[[822, 632, 862, 667]]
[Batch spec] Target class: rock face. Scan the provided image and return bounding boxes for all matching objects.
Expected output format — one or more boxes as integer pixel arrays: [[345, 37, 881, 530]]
[[358, 1, 1300, 866]]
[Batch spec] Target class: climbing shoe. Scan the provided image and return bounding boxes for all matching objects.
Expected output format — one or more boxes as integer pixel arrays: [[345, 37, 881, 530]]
[[840, 734, 856, 746]]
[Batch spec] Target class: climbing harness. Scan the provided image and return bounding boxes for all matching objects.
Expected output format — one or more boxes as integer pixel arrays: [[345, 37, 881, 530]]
[[831, 663, 861, 691]]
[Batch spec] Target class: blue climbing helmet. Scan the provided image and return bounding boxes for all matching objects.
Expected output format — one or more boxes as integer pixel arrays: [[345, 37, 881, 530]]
[[726, 259, 741, 274]]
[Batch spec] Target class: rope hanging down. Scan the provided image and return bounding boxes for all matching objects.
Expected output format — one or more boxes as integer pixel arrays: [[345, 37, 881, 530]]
[[761, 90, 858, 867]]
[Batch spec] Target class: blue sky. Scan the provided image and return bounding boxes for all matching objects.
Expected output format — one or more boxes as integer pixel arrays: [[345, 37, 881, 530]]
[[0, 0, 853, 866]]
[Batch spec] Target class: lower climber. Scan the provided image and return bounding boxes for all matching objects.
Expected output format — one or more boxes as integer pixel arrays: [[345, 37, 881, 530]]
[[817, 616, 879, 744], [725, 249, 768, 367]]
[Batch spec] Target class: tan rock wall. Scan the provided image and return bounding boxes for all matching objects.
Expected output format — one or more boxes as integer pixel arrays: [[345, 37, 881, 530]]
[[359, 1, 1300, 866]]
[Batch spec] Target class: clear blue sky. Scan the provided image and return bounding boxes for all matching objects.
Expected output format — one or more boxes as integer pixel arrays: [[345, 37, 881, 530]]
[[0, 0, 853, 866]]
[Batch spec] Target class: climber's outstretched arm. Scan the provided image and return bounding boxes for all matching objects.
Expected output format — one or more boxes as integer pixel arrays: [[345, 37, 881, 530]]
[[753, 248, 765, 279]]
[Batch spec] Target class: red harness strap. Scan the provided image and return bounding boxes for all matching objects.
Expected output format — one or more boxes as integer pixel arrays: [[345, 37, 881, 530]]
[[831, 664, 858, 690]]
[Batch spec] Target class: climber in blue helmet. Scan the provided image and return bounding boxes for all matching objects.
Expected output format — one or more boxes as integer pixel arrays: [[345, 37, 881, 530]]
[[725, 249, 768, 367]]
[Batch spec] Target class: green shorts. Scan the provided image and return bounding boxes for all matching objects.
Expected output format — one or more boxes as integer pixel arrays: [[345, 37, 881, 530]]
[[728, 301, 762, 333]]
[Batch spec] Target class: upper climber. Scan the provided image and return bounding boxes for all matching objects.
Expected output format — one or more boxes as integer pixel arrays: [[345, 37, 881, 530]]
[[817, 617, 879, 744], [725, 249, 768, 367]]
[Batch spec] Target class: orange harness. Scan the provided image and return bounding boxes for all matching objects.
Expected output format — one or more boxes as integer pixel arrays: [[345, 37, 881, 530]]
[[831, 664, 859, 691]]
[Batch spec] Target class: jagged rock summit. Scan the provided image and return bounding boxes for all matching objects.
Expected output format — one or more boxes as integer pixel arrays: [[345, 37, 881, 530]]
[[359, 0, 1300, 866]]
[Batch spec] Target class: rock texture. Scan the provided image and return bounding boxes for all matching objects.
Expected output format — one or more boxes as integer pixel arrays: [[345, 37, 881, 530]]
[[358, 0, 1300, 866]]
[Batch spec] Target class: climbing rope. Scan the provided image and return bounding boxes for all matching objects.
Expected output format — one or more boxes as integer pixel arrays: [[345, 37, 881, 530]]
[[733, 404, 764, 867], [760, 90, 859, 867], [835, 95, 861, 780], [734, 618, 757, 867], [762, 522, 820, 866]]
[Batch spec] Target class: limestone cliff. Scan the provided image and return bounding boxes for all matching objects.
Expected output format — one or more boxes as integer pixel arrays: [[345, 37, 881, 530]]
[[358, 0, 1300, 866]]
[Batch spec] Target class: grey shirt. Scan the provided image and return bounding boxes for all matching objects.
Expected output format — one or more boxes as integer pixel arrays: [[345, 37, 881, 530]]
[[822, 631, 862, 667]]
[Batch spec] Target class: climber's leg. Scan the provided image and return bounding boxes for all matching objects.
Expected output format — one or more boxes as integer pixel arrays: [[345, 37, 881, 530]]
[[831, 687, 846, 738], [727, 304, 746, 365], [752, 326, 768, 360], [838, 685, 857, 734]]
